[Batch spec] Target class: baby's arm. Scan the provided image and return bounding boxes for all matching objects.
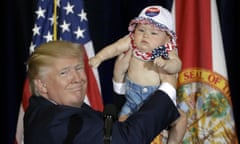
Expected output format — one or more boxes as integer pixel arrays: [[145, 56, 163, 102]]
[[89, 35, 131, 68], [154, 49, 182, 74], [112, 49, 132, 95], [113, 49, 132, 83]]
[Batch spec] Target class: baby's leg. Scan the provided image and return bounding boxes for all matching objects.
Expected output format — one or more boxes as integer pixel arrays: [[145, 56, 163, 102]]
[[167, 109, 187, 144], [118, 101, 132, 122], [118, 115, 129, 122]]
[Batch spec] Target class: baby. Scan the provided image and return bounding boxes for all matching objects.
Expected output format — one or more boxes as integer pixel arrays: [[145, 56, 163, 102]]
[[89, 5, 186, 144]]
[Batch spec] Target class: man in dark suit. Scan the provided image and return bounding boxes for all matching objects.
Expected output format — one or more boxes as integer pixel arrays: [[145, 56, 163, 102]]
[[24, 40, 179, 144]]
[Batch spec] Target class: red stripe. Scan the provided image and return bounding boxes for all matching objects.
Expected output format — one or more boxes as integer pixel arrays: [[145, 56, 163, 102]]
[[22, 78, 31, 111], [83, 49, 103, 112], [176, 0, 212, 70]]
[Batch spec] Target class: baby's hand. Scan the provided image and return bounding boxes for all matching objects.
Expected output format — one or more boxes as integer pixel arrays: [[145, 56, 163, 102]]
[[89, 56, 102, 68], [153, 57, 167, 69]]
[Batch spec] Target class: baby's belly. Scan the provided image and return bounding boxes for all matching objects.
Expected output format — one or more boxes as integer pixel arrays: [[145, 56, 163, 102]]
[[127, 68, 160, 86]]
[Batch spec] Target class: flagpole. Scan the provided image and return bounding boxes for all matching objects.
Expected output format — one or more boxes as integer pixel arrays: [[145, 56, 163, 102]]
[[53, 0, 57, 40]]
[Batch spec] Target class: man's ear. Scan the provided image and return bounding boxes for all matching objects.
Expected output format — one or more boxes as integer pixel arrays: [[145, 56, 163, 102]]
[[34, 79, 47, 94]]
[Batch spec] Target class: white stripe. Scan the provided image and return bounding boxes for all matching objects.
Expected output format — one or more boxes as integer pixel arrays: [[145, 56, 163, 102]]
[[15, 104, 24, 144], [211, 0, 228, 79], [171, 1, 176, 32]]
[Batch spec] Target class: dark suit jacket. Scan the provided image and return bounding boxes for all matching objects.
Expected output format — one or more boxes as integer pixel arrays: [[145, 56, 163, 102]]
[[24, 90, 179, 144]]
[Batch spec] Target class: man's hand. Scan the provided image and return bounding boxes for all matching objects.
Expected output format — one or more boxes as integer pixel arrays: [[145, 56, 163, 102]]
[[153, 56, 167, 68], [158, 68, 177, 89]]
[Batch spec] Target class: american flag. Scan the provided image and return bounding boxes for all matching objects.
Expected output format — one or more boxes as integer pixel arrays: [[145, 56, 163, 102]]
[[15, 0, 103, 143]]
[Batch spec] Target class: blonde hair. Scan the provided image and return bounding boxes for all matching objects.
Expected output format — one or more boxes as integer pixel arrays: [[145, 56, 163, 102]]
[[27, 40, 84, 95]]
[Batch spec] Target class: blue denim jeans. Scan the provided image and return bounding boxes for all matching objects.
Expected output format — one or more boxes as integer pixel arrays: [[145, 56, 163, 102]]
[[119, 77, 159, 116]]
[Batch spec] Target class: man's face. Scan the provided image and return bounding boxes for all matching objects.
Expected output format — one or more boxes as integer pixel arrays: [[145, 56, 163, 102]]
[[41, 57, 87, 107]]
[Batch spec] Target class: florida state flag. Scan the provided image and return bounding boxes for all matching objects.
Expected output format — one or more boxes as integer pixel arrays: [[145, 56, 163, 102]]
[[175, 0, 239, 143]]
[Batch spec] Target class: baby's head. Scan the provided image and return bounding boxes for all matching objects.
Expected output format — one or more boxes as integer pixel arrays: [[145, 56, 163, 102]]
[[128, 5, 176, 41]]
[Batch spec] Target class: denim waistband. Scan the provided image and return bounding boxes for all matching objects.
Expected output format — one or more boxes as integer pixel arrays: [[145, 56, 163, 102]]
[[125, 77, 159, 94]]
